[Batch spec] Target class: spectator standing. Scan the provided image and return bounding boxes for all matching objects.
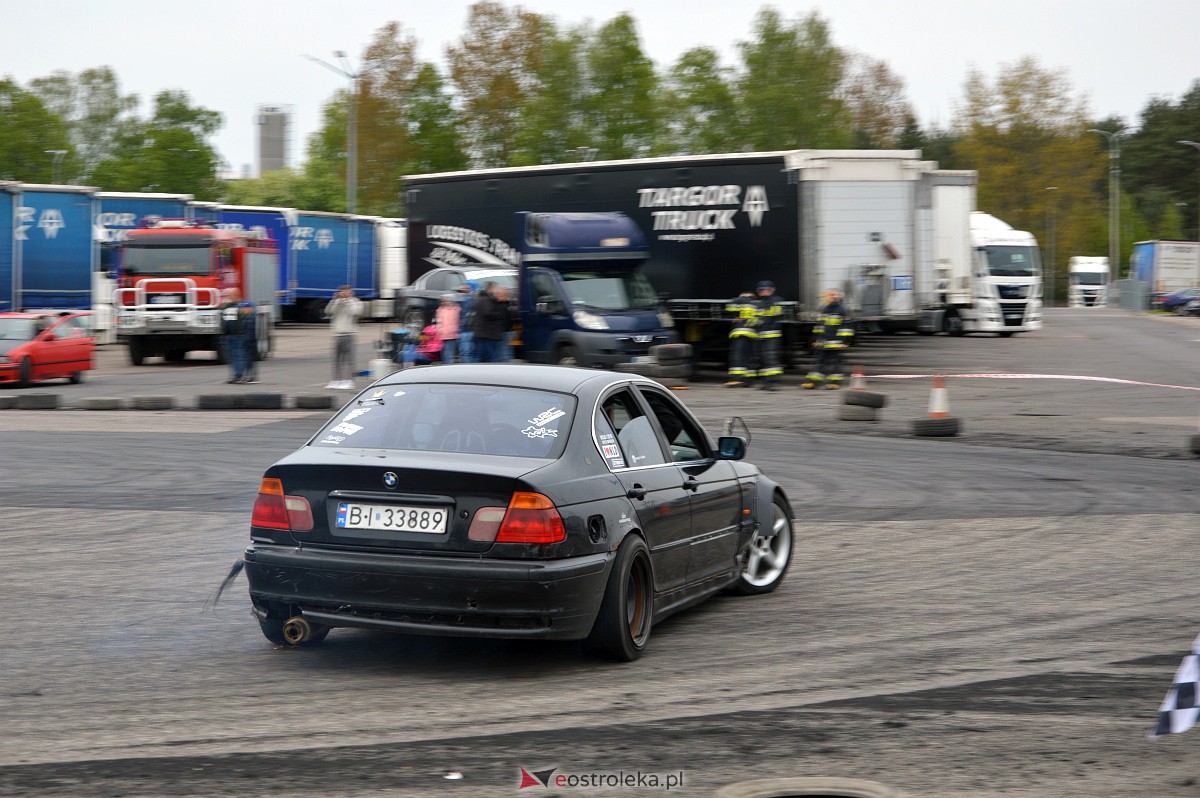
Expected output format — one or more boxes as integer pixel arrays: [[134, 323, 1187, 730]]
[[324, 284, 363, 390], [472, 283, 514, 363], [435, 293, 461, 363], [239, 300, 260, 384], [219, 288, 248, 384], [456, 281, 477, 363]]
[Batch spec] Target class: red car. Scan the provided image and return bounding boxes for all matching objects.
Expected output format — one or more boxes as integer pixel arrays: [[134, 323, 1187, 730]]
[[0, 311, 95, 387]]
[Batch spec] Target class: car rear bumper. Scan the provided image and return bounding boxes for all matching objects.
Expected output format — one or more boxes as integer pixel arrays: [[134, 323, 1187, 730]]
[[244, 543, 614, 640]]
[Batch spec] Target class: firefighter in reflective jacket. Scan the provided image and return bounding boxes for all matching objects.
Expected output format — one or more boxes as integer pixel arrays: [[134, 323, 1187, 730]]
[[802, 290, 854, 389], [725, 291, 757, 387], [726, 281, 784, 390]]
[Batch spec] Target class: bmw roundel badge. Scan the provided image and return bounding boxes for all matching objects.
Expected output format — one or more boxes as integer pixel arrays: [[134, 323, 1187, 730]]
[[382, 471, 398, 489]]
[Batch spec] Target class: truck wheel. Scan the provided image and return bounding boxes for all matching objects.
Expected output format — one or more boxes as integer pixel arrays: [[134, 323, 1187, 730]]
[[942, 312, 965, 336], [305, 300, 327, 324], [127, 338, 145, 366], [555, 344, 580, 367]]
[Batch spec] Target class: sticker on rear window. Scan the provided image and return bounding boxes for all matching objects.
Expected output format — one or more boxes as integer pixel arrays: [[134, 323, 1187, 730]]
[[528, 408, 565, 427], [329, 421, 363, 436]]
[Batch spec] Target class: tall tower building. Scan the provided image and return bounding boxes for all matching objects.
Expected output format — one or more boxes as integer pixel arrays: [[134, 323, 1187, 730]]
[[256, 105, 291, 175]]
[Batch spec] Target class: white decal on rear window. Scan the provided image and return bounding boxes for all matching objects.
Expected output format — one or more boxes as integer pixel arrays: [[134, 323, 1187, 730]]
[[522, 425, 558, 439], [343, 407, 372, 421], [319, 434, 346, 445], [528, 408, 565, 427]]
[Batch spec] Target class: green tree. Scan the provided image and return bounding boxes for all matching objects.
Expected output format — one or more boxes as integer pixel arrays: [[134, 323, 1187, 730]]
[[1123, 81, 1200, 240], [89, 90, 222, 199], [735, 8, 851, 150], [447, 1, 547, 167], [840, 54, 912, 149], [660, 46, 741, 156], [953, 57, 1108, 291], [403, 63, 468, 177], [0, 79, 72, 182], [28, 67, 137, 182], [581, 13, 661, 159], [510, 21, 590, 165]]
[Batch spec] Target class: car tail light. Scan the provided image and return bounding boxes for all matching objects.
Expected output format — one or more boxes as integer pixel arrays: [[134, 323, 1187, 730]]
[[251, 477, 314, 531], [494, 492, 566, 544]]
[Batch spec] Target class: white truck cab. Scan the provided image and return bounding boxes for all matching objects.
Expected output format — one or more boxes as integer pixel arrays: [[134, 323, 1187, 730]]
[[1067, 257, 1110, 307]]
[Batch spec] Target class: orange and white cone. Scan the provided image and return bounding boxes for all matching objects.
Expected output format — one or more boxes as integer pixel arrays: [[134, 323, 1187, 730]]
[[849, 365, 866, 390], [927, 375, 950, 418]]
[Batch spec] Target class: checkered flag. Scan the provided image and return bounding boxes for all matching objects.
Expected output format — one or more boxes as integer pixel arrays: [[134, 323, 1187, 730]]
[[1149, 634, 1200, 738]]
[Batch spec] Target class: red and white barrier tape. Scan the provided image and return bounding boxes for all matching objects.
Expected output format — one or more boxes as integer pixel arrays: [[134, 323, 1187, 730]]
[[865, 373, 1200, 393]]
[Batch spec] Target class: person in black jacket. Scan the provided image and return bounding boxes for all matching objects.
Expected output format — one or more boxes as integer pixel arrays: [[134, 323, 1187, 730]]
[[472, 283, 514, 363]]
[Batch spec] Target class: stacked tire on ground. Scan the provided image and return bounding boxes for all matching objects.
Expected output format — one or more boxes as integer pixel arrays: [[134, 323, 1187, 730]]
[[612, 343, 692, 388], [839, 387, 887, 421]]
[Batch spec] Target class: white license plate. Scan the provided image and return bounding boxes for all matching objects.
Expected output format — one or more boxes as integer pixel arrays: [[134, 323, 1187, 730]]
[[632, 355, 655, 364], [151, 294, 183, 304], [335, 502, 448, 534]]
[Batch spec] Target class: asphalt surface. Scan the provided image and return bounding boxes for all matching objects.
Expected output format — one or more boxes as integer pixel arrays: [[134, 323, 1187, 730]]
[[4, 308, 1200, 797]]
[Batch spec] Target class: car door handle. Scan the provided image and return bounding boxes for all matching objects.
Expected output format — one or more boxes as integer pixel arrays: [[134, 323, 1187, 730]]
[[683, 477, 699, 492], [626, 484, 646, 500]]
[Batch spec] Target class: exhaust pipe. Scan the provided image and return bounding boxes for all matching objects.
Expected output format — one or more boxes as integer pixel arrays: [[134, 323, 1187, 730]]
[[282, 615, 314, 645]]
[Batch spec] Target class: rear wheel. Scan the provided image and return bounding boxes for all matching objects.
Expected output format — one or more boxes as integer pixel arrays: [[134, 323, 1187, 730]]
[[731, 494, 793, 595], [943, 312, 965, 336], [403, 307, 426, 329], [68, 369, 84, 385], [586, 536, 653, 661]]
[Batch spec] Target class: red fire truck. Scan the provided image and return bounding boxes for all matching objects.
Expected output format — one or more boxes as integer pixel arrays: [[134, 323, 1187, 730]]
[[113, 219, 279, 366]]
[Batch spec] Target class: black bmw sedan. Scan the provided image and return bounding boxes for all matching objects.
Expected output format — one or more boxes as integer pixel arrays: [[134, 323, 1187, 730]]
[[243, 364, 793, 660]]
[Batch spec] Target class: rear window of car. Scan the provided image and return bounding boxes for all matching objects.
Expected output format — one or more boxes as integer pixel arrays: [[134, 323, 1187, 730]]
[[310, 384, 574, 459]]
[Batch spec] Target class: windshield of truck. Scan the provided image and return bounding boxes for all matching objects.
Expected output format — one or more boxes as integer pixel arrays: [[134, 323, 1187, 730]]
[[122, 245, 212, 276], [557, 268, 659, 311], [1071, 273, 1106, 285], [985, 246, 1041, 278]]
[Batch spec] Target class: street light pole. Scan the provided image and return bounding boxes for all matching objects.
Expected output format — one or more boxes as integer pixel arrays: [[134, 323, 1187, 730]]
[[1045, 187, 1058, 306], [1088, 128, 1124, 277], [304, 51, 362, 215], [1179, 140, 1200, 244]]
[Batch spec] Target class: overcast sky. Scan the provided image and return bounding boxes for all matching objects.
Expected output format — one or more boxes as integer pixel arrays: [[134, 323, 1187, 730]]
[[5, 1, 1199, 176]]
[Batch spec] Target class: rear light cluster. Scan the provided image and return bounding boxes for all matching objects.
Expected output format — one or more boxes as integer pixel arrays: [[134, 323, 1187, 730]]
[[251, 478, 314, 531], [469, 492, 565, 544], [250, 480, 564, 544]]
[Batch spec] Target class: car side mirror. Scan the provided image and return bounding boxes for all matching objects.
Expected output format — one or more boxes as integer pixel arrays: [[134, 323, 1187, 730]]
[[536, 295, 565, 315], [716, 436, 746, 460]]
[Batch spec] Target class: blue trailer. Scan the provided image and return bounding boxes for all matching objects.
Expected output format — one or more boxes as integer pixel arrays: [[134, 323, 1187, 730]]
[[0, 183, 17, 311], [216, 206, 379, 322], [15, 184, 96, 310], [291, 210, 378, 320]]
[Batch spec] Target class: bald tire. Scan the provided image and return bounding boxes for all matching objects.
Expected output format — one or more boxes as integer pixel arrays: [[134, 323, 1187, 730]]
[[912, 416, 961, 437], [585, 536, 654, 661], [842, 389, 888, 409], [838, 404, 877, 422]]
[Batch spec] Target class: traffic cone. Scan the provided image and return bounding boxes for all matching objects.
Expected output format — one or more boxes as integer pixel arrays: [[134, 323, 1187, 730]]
[[926, 375, 950, 418], [849, 365, 866, 390], [912, 375, 959, 436]]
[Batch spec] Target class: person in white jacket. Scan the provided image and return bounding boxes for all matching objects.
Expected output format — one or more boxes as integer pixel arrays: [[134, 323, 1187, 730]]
[[324, 285, 363, 389]]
